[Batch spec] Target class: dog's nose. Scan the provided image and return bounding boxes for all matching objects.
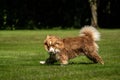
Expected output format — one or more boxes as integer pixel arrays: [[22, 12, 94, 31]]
[[49, 47, 54, 53]]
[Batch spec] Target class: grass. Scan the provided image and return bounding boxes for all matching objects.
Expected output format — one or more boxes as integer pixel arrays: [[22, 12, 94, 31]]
[[0, 29, 120, 80]]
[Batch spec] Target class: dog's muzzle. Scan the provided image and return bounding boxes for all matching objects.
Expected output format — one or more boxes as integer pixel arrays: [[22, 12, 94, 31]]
[[48, 47, 60, 54]]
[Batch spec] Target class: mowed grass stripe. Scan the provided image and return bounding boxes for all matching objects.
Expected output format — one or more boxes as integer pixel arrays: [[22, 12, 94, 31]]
[[0, 29, 120, 80]]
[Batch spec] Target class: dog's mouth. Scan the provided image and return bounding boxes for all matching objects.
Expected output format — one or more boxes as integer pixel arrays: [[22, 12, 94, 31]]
[[48, 47, 60, 54]]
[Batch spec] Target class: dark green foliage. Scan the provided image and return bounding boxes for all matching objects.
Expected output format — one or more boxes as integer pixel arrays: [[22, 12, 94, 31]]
[[0, 0, 120, 30]]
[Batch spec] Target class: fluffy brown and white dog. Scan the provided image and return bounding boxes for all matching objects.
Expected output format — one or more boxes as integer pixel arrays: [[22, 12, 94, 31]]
[[40, 25, 104, 65]]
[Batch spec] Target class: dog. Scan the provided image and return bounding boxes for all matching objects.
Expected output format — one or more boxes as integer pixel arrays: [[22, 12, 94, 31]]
[[40, 25, 104, 65]]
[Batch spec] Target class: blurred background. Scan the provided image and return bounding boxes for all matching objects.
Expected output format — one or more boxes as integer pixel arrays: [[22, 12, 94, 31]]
[[0, 0, 120, 30]]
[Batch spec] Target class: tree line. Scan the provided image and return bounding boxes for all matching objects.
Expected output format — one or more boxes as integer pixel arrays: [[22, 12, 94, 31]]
[[0, 0, 119, 30]]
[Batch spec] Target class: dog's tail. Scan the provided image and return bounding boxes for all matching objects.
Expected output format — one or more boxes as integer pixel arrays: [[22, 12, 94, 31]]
[[79, 25, 100, 41]]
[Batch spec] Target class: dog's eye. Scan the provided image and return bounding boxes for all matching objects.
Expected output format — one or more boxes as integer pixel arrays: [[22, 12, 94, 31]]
[[55, 44, 58, 46], [54, 43, 58, 47], [56, 42, 60, 45], [56, 43, 59, 45]]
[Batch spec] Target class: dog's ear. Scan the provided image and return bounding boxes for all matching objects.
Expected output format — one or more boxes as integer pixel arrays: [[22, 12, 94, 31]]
[[46, 35, 50, 39], [44, 42, 49, 51], [56, 40, 64, 49], [44, 35, 50, 45], [44, 39, 49, 51], [56, 40, 62, 45], [44, 39, 46, 44]]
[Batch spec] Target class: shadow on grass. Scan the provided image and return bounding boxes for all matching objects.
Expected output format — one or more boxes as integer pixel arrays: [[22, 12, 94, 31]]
[[69, 62, 95, 65], [39, 62, 95, 66]]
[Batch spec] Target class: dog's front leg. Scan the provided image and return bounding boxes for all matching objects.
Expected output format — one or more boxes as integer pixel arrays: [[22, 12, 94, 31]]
[[59, 54, 68, 65], [40, 54, 57, 65], [40, 58, 57, 65], [45, 54, 58, 64]]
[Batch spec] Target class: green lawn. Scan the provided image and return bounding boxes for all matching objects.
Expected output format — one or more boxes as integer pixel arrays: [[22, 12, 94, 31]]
[[0, 29, 120, 80]]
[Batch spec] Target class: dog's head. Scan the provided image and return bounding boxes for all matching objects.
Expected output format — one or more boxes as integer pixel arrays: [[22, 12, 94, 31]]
[[44, 35, 64, 54]]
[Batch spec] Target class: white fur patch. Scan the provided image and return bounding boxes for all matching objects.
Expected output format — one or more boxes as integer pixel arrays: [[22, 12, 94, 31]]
[[55, 49, 60, 53], [49, 47, 55, 53], [48, 47, 60, 54], [49, 41, 52, 45], [40, 61, 46, 64]]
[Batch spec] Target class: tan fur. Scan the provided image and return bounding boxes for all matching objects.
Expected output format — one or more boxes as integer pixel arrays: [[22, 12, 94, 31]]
[[43, 26, 104, 65]]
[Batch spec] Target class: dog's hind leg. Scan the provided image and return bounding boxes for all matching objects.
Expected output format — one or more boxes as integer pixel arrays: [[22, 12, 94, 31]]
[[85, 51, 104, 65]]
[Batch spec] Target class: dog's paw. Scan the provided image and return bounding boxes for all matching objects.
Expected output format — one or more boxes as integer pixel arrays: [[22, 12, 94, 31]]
[[40, 61, 46, 64]]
